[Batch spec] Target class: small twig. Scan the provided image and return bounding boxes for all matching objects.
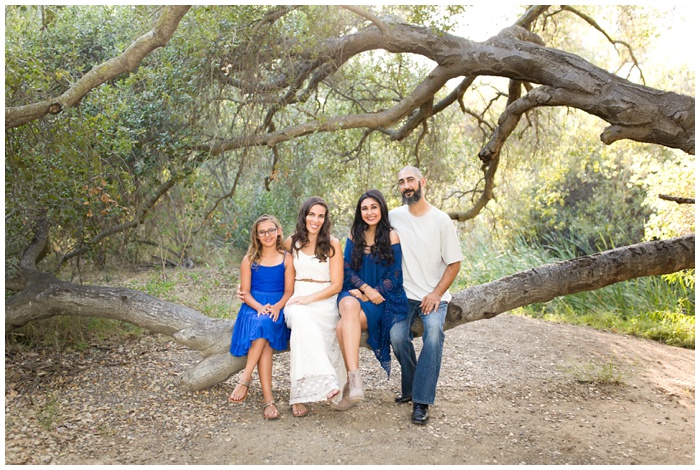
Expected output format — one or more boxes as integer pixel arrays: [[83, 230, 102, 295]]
[[414, 120, 428, 162], [339, 129, 373, 163], [658, 194, 695, 204]]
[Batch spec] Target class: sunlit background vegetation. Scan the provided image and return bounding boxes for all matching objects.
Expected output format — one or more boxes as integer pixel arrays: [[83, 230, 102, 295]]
[[5, 5, 694, 350]]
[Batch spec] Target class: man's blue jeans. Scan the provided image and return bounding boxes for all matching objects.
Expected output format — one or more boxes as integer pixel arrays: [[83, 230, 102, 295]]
[[390, 299, 447, 405]]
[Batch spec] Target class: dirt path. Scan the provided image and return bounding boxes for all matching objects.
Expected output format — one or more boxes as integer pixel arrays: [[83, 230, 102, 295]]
[[4, 313, 694, 465]]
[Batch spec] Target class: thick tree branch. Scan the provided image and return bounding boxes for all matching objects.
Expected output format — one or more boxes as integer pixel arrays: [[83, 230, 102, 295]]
[[193, 61, 458, 156], [384, 76, 476, 141], [195, 19, 696, 225], [477, 34, 693, 153], [20, 218, 51, 272], [5, 5, 190, 129], [200, 19, 694, 226], [444, 234, 695, 332], [4, 276, 237, 392], [198, 21, 694, 162], [514, 5, 551, 30], [447, 84, 549, 221]]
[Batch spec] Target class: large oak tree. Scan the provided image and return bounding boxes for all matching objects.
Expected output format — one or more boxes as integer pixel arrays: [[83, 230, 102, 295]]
[[5, 5, 694, 390]]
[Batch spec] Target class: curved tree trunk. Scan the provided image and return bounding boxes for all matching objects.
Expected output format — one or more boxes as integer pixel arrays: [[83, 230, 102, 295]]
[[5, 270, 243, 392], [5, 231, 694, 391]]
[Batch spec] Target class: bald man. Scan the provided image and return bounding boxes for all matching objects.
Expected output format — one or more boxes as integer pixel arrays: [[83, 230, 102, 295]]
[[388, 166, 464, 425]]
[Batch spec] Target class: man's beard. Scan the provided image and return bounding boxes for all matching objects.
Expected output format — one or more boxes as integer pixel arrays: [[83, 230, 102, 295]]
[[402, 183, 423, 206]]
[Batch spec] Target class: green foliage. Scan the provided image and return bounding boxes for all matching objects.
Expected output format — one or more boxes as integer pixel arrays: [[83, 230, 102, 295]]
[[376, 5, 467, 33], [198, 297, 232, 319], [6, 6, 149, 104], [121, 266, 239, 320], [529, 292, 695, 349], [491, 109, 652, 252], [141, 276, 177, 300], [35, 393, 63, 431], [632, 150, 695, 240], [5, 5, 214, 268]]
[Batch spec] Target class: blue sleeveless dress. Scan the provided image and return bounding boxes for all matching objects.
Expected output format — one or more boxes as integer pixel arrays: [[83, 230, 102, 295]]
[[230, 260, 291, 356]]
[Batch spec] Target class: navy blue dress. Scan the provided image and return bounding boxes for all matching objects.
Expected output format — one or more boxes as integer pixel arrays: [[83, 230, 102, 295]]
[[230, 260, 291, 356], [338, 239, 408, 376]]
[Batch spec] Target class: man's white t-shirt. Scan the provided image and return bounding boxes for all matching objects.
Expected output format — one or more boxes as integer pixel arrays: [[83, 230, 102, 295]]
[[389, 204, 464, 303]]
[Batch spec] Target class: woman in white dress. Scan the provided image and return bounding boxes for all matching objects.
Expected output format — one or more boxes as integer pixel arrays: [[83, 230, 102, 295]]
[[283, 196, 346, 417]]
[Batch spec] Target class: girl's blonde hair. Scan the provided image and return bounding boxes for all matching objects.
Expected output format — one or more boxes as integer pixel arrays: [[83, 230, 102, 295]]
[[246, 214, 284, 266]]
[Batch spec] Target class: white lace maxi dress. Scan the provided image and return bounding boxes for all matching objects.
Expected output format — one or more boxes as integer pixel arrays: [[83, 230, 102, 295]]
[[284, 250, 346, 405]]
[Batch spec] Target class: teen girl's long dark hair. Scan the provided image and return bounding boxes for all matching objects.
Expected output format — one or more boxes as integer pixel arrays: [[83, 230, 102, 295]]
[[350, 189, 394, 270], [291, 196, 335, 262]]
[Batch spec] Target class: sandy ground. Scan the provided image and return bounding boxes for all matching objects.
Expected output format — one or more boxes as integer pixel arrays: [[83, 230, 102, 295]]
[[4, 313, 695, 465]]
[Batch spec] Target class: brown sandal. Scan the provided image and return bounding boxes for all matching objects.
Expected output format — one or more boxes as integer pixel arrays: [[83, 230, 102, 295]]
[[228, 380, 250, 403], [262, 400, 279, 420]]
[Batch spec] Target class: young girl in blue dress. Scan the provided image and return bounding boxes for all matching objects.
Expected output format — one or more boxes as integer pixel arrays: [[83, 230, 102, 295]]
[[229, 215, 294, 420]]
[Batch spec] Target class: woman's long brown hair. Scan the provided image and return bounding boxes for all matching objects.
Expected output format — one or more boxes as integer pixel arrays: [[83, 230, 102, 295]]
[[290, 196, 335, 262]]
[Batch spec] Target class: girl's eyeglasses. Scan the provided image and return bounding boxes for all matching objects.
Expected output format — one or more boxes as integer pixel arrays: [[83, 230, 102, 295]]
[[257, 227, 278, 237]]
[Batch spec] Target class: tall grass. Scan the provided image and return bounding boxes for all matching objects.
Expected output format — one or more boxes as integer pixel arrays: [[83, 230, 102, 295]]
[[455, 229, 695, 349]]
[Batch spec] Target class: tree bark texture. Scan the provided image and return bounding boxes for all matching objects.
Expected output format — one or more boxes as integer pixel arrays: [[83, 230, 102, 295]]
[[5, 234, 694, 391], [443, 233, 695, 333]]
